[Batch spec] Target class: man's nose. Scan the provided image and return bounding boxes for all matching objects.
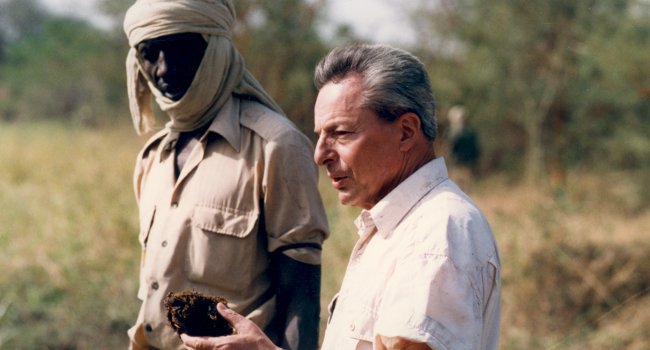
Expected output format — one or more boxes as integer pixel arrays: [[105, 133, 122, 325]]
[[155, 50, 168, 77], [314, 136, 335, 166]]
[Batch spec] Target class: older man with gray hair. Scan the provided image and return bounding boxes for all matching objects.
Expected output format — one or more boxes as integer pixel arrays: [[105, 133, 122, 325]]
[[182, 43, 501, 350], [122, 1, 329, 349]]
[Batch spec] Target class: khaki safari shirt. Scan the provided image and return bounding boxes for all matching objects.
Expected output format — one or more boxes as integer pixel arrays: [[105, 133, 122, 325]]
[[128, 96, 329, 349]]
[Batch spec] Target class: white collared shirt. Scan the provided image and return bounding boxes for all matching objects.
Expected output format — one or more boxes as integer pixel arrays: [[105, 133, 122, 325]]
[[321, 158, 500, 350]]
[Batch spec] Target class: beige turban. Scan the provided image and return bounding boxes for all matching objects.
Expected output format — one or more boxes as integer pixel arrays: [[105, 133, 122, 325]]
[[124, 0, 283, 135]]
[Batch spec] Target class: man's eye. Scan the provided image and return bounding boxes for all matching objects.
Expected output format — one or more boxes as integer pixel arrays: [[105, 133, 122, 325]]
[[139, 47, 159, 62], [332, 130, 354, 142], [144, 51, 158, 62]]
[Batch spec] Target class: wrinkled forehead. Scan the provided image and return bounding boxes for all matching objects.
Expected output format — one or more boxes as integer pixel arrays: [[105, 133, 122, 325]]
[[123, 0, 235, 47]]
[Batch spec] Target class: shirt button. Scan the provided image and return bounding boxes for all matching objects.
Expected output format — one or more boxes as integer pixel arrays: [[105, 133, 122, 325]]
[[350, 323, 355, 331], [151, 282, 159, 290], [145, 324, 153, 332], [161, 241, 167, 247]]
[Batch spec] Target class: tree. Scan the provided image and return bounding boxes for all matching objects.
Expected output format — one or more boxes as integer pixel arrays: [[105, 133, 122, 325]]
[[97, 0, 132, 32], [0, 0, 47, 42], [0, 0, 47, 62], [0, 15, 128, 124], [233, 0, 330, 134], [412, 0, 650, 182]]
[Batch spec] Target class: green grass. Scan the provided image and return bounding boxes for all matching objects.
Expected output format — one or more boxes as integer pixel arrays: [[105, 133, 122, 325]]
[[317, 172, 359, 338], [1, 121, 649, 349], [0, 121, 142, 349]]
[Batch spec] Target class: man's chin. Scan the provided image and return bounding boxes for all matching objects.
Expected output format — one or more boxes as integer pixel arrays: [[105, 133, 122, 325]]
[[163, 91, 185, 101], [339, 195, 375, 210], [338, 193, 359, 208], [338, 193, 351, 206]]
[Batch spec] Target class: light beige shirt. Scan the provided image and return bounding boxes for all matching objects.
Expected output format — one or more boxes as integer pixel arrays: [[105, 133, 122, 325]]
[[128, 96, 329, 350], [321, 158, 500, 350]]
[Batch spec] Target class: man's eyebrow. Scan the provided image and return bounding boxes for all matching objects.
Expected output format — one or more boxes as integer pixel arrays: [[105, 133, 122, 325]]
[[313, 124, 327, 134], [317, 121, 336, 133], [136, 41, 151, 50], [316, 119, 349, 135]]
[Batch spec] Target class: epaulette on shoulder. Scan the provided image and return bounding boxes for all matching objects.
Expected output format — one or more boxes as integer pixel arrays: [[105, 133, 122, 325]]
[[239, 100, 298, 142]]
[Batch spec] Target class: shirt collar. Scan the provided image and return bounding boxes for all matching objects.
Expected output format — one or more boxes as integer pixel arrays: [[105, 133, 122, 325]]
[[360, 157, 449, 239], [206, 96, 241, 152], [159, 95, 242, 153], [354, 209, 376, 238]]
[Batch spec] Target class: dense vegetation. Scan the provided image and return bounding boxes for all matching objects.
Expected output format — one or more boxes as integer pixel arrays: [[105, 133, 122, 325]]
[[0, 0, 648, 348], [1, 0, 648, 180], [412, 0, 650, 182]]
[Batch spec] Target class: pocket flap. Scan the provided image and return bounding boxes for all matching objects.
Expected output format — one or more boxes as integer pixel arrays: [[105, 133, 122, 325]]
[[192, 205, 258, 238]]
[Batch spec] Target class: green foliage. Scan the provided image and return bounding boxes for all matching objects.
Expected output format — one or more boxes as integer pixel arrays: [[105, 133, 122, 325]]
[[414, 0, 650, 179], [0, 15, 129, 125], [98, 0, 133, 28], [0, 0, 47, 43], [1, 0, 648, 178], [233, 0, 330, 135]]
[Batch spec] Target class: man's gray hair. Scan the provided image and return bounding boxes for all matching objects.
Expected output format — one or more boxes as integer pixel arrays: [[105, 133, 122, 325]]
[[314, 44, 437, 141]]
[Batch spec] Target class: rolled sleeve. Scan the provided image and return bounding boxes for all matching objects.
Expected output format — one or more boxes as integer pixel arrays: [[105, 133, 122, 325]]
[[375, 254, 481, 350]]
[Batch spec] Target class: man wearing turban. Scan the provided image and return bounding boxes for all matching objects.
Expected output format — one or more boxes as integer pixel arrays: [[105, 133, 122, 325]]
[[123, 1, 329, 349]]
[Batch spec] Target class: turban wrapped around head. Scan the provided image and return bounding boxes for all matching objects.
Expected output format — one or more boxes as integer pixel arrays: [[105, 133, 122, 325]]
[[124, 0, 283, 135]]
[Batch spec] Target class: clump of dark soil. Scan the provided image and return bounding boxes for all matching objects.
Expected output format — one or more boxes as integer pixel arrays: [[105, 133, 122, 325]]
[[164, 290, 234, 337]]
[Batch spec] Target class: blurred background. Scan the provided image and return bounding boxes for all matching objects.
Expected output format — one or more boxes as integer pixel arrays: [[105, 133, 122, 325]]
[[0, 0, 648, 348]]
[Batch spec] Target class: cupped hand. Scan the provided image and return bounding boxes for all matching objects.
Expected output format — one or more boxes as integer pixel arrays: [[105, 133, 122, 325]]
[[181, 303, 281, 350]]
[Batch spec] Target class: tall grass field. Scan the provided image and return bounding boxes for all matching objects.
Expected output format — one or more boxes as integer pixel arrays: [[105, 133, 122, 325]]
[[1, 121, 649, 349]]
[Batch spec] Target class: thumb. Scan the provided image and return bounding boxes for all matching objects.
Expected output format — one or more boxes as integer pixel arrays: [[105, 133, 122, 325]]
[[216, 302, 245, 327]]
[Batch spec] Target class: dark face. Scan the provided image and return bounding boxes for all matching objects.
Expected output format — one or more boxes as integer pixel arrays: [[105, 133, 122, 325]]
[[136, 32, 208, 101]]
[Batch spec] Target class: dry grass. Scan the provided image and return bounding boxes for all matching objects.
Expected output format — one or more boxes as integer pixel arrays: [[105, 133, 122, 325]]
[[0, 121, 143, 349], [318, 173, 359, 337], [1, 121, 648, 349], [471, 172, 650, 349]]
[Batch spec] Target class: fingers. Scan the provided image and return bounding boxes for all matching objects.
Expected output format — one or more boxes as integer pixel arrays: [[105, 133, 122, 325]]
[[180, 333, 235, 350], [180, 333, 206, 350], [180, 306, 278, 350]]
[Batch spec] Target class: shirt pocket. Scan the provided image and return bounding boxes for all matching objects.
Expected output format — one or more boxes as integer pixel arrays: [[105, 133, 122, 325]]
[[186, 205, 260, 287], [349, 304, 375, 342]]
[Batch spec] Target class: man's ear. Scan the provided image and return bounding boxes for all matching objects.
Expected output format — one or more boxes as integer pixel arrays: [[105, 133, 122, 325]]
[[398, 112, 421, 152]]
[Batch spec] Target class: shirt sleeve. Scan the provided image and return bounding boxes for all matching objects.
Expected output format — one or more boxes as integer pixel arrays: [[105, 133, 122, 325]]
[[261, 129, 329, 265], [374, 251, 483, 350]]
